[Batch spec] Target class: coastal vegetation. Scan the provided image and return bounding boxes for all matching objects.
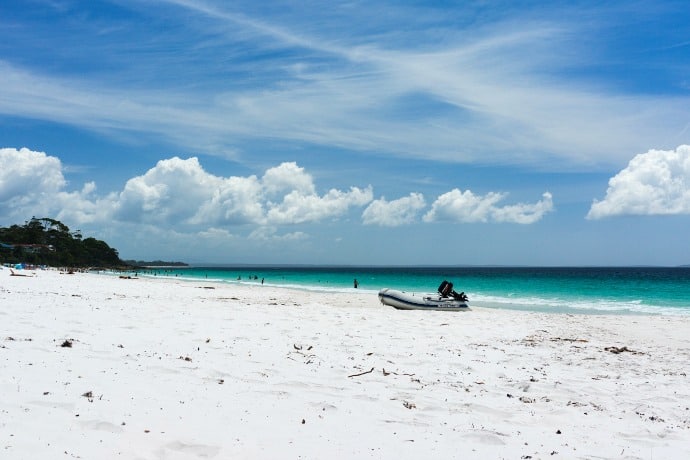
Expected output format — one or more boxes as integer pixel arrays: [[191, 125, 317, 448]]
[[0, 217, 123, 267]]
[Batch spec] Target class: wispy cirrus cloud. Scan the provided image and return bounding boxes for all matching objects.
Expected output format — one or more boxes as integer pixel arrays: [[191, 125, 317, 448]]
[[1, 1, 689, 171]]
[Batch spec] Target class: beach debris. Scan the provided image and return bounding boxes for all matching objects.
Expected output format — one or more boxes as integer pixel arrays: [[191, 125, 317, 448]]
[[519, 396, 535, 404], [218, 379, 224, 384], [82, 391, 94, 402], [604, 346, 642, 354], [61, 339, 73, 348], [348, 367, 375, 378], [380, 368, 416, 378], [301, 419, 306, 424], [206, 338, 211, 343], [402, 400, 416, 409], [556, 429, 562, 434], [552, 337, 588, 343], [293, 344, 302, 350], [179, 356, 193, 362]]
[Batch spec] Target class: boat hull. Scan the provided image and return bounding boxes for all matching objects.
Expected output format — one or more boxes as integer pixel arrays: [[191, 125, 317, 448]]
[[378, 288, 469, 311]]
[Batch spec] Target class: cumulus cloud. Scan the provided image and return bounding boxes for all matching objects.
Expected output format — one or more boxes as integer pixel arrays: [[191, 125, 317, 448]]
[[266, 186, 373, 225], [0, 147, 66, 210], [362, 193, 426, 226], [0, 148, 374, 231], [0, 147, 107, 225], [262, 162, 315, 197], [1, 147, 553, 245], [587, 145, 690, 219], [114, 157, 265, 226], [261, 163, 373, 225], [491, 192, 555, 224], [248, 226, 308, 241], [113, 157, 373, 227], [423, 189, 553, 224]]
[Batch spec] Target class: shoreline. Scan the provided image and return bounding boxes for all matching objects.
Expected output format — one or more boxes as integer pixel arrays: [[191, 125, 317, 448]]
[[110, 264, 690, 316], [97, 266, 690, 317], [2, 269, 689, 459]]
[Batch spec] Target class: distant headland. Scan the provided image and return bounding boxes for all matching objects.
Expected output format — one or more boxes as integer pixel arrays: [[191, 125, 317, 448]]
[[124, 260, 189, 268]]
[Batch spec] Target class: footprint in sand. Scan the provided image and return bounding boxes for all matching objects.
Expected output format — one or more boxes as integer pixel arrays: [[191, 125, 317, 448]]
[[28, 400, 76, 412], [163, 441, 220, 458], [78, 419, 124, 433], [461, 430, 507, 445]]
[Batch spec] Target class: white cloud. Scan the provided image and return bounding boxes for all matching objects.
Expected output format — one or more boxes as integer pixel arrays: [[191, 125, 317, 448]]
[[424, 189, 553, 224], [265, 186, 373, 224], [491, 192, 554, 224], [587, 145, 690, 219], [362, 193, 426, 226], [113, 157, 373, 227], [248, 226, 308, 241], [0, 147, 66, 209], [1, 146, 554, 257], [0, 149, 374, 231], [0, 148, 114, 228], [197, 227, 237, 240], [114, 156, 268, 226], [262, 162, 315, 197], [114, 157, 222, 223]]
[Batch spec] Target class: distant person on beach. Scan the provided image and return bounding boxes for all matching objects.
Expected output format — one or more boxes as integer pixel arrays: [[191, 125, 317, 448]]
[[354, 278, 358, 288]]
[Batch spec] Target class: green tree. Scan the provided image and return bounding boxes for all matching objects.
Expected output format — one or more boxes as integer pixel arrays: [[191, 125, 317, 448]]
[[0, 218, 126, 267]]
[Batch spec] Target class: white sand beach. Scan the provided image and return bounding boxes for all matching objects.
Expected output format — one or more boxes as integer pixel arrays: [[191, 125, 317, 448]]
[[1, 269, 689, 459]]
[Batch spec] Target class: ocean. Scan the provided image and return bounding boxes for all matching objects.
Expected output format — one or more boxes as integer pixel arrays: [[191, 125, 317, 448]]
[[132, 266, 690, 316]]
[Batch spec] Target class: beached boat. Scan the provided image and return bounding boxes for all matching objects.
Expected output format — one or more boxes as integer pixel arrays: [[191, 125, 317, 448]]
[[378, 280, 469, 311]]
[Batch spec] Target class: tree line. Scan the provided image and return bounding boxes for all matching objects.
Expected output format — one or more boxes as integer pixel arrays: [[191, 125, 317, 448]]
[[0, 217, 124, 267]]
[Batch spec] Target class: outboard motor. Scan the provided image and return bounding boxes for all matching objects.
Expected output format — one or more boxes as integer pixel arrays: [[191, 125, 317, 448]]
[[439, 280, 469, 302], [438, 280, 453, 297]]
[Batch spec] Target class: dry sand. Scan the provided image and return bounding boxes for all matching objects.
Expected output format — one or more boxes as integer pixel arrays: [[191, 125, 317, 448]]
[[1, 268, 689, 459]]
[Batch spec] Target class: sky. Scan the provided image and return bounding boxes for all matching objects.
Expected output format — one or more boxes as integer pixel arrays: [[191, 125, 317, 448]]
[[1, 0, 690, 266]]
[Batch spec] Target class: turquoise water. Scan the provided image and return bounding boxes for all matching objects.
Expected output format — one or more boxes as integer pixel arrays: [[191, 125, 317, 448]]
[[132, 266, 690, 316]]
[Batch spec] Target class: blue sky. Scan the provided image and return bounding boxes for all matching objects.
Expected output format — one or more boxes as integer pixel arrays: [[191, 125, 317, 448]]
[[2, 0, 690, 265]]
